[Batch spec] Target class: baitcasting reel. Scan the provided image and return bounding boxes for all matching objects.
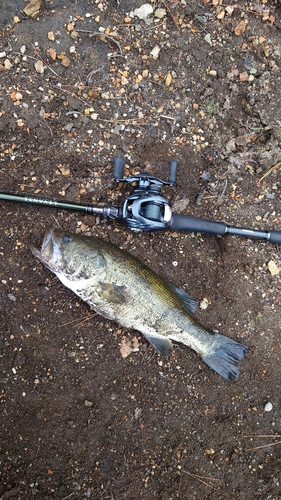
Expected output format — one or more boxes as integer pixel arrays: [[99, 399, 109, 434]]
[[113, 157, 177, 231]]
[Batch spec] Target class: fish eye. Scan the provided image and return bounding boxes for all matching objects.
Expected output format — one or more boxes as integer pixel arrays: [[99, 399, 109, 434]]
[[62, 235, 72, 243]]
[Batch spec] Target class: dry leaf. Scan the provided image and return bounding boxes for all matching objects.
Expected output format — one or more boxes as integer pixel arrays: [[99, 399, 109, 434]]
[[120, 336, 139, 358], [234, 20, 246, 36], [23, 0, 42, 17], [48, 47, 56, 60], [120, 337, 133, 358], [165, 72, 172, 87], [34, 59, 44, 74]]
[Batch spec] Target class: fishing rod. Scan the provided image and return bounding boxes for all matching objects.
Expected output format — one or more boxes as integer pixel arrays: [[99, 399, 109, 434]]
[[0, 156, 281, 244]]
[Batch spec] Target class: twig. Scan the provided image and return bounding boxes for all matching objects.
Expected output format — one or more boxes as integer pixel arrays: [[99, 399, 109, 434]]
[[86, 67, 105, 85], [77, 30, 123, 57], [61, 493, 74, 500], [244, 435, 281, 438], [183, 470, 221, 490], [49, 84, 91, 107], [98, 117, 147, 124], [246, 440, 281, 451], [161, 0, 179, 29], [61, 313, 96, 328], [159, 114, 177, 122], [13, 51, 63, 79], [258, 161, 281, 186], [244, 434, 281, 451]]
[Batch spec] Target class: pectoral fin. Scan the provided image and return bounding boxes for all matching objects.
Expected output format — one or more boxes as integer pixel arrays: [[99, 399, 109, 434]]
[[145, 333, 173, 356], [97, 281, 127, 304]]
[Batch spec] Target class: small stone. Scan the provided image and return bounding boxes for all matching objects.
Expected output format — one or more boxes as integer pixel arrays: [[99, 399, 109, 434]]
[[154, 8, 166, 19], [48, 31, 55, 41], [239, 71, 249, 82], [34, 59, 44, 74], [267, 260, 279, 276], [150, 45, 160, 59], [234, 19, 246, 36], [64, 123, 73, 132], [264, 402, 273, 412], [134, 4, 153, 20], [85, 400, 93, 407], [209, 70, 217, 76], [0, 51, 6, 58], [23, 0, 42, 17], [61, 56, 71, 68], [204, 34, 212, 47], [70, 30, 79, 40], [4, 59, 12, 69], [200, 298, 209, 310], [7, 293, 16, 302]]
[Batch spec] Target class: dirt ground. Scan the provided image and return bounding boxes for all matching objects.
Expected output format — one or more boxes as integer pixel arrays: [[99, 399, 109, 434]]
[[0, 0, 281, 498]]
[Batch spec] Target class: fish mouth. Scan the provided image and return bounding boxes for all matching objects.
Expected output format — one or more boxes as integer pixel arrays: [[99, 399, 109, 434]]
[[30, 228, 60, 269]]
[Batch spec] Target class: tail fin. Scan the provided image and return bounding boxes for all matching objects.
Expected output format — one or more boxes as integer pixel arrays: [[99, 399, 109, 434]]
[[202, 333, 247, 381]]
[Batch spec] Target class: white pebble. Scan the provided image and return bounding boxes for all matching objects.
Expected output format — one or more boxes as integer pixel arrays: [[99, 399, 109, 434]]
[[150, 45, 160, 59], [172, 261, 178, 267], [200, 298, 209, 310], [204, 34, 212, 47], [134, 4, 153, 20], [264, 402, 273, 412]]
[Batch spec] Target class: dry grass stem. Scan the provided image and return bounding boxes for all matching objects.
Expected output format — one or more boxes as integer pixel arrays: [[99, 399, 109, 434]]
[[258, 161, 281, 185], [183, 470, 221, 490]]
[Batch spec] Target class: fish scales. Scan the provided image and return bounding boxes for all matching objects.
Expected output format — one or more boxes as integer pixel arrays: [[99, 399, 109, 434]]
[[31, 229, 247, 381]]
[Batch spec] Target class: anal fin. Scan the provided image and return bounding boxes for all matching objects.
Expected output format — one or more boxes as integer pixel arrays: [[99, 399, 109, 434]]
[[145, 334, 173, 356]]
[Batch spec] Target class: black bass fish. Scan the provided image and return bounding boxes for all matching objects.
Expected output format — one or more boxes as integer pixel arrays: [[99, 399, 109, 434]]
[[31, 229, 247, 381]]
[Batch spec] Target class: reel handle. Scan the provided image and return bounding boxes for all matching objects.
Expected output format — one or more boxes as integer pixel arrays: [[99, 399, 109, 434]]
[[114, 157, 126, 181], [168, 160, 178, 185]]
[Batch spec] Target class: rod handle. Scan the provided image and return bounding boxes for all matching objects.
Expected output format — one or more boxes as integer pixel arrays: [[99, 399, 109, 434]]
[[268, 230, 281, 244], [170, 213, 227, 235]]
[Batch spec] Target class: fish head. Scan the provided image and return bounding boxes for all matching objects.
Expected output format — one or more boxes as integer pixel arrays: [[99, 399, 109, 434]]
[[31, 228, 106, 281]]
